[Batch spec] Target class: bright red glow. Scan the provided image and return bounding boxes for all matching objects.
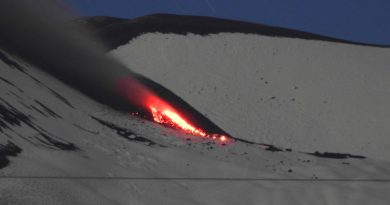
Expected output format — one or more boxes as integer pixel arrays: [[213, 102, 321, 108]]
[[149, 105, 207, 137], [116, 76, 229, 143], [220, 135, 227, 142], [148, 96, 229, 143]]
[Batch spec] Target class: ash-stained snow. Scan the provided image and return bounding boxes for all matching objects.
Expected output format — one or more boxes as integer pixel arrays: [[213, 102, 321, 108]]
[[0, 42, 390, 204]]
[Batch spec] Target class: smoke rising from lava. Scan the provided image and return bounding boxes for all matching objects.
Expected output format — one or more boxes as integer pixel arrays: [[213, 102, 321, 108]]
[[0, 0, 149, 112], [0, 1, 231, 141]]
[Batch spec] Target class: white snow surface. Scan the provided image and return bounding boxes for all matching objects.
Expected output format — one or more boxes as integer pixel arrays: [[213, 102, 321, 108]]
[[1, 36, 390, 204], [111, 33, 390, 161]]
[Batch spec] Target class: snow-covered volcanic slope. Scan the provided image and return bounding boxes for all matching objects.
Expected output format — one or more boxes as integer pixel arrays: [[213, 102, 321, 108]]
[[80, 14, 390, 161], [1, 14, 390, 204]]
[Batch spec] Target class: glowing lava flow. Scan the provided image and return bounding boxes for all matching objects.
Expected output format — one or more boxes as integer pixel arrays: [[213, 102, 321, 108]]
[[115, 76, 228, 143], [149, 105, 207, 137], [148, 98, 228, 143]]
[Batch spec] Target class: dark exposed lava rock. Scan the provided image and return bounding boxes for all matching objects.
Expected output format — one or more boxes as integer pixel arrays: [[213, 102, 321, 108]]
[[0, 141, 22, 169], [0, 98, 29, 131], [0, 98, 79, 151], [36, 133, 79, 151], [262, 144, 283, 152], [308, 151, 366, 159], [34, 100, 62, 119], [91, 116, 162, 147], [0, 50, 25, 72], [47, 90, 75, 109], [234, 138, 283, 152], [0, 76, 23, 93]]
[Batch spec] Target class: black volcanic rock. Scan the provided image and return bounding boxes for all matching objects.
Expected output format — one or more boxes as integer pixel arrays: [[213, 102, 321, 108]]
[[308, 151, 366, 159], [0, 141, 22, 169]]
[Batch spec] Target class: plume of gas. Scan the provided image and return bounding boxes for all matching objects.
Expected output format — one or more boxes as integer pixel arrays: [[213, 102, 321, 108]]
[[0, 0, 149, 112], [0, 1, 230, 142]]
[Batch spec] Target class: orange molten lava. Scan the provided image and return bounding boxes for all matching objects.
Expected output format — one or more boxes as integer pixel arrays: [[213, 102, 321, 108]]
[[147, 97, 229, 143], [220, 135, 227, 142], [149, 105, 207, 137], [116, 76, 229, 142]]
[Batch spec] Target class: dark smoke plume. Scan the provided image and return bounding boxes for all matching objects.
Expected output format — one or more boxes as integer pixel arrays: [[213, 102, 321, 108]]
[[0, 1, 231, 136], [0, 0, 147, 111]]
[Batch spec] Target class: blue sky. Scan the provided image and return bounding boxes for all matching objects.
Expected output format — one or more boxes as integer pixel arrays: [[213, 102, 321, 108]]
[[63, 0, 390, 45]]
